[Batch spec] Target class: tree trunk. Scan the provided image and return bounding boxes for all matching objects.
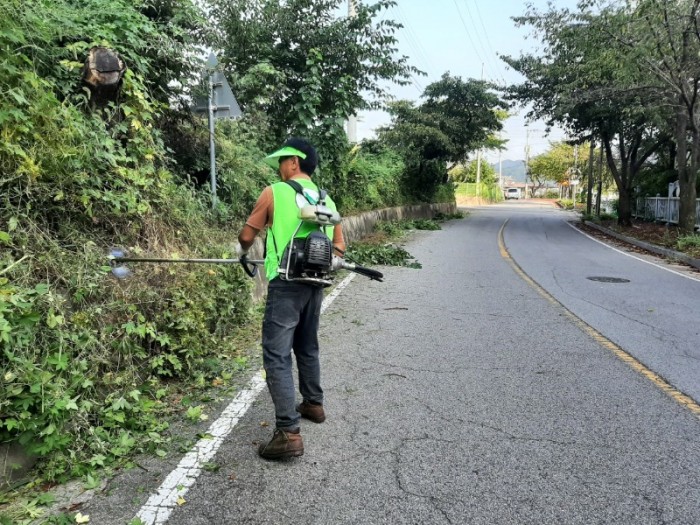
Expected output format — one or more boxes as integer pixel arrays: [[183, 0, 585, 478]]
[[603, 134, 633, 226], [586, 139, 595, 215], [678, 115, 699, 232], [618, 187, 635, 224], [595, 143, 603, 216]]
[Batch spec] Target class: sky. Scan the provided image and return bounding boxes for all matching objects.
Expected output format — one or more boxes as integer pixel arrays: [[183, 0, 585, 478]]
[[354, 0, 580, 163]]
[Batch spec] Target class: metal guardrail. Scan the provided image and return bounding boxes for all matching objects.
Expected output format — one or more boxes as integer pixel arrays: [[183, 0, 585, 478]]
[[633, 196, 700, 227]]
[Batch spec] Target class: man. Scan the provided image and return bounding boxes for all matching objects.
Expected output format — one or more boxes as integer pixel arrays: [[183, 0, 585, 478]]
[[236, 137, 345, 460]]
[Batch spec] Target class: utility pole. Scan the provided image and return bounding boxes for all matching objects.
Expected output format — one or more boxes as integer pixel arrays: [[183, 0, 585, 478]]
[[573, 144, 579, 204], [524, 129, 531, 199], [207, 69, 217, 208], [475, 63, 484, 197], [498, 149, 503, 190], [476, 149, 482, 197], [596, 144, 603, 216], [346, 0, 358, 143], [586, 139, 595, 215]]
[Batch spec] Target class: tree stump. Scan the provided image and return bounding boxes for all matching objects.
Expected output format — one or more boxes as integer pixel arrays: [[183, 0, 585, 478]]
[[82, 46, 126, 107]]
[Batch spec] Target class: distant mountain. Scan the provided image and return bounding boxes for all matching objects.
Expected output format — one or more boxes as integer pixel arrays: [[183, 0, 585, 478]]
[[490, 160, 526, 183]]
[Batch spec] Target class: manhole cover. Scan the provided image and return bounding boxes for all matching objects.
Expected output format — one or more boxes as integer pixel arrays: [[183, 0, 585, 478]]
[[587, 276, 630, 283]]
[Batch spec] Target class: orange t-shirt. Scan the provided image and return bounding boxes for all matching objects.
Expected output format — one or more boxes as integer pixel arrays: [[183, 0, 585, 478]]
[[245, 186, 346, 253]]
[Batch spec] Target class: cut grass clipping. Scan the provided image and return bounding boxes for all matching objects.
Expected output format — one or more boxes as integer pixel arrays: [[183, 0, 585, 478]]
[[346, 242, 421, 268], [346, 213, 464, 269]]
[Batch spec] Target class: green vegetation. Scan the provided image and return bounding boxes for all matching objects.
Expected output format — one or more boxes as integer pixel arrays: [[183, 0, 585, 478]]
[[504, 0, 700, 230], [433, 211, 466, 221], [333, 147, 407, 213], [455, 182, 504, 202], [373, 218, 440, 236], [0, 0, 253, 490], [346, 243, 422, 269], [376, 74, 506, 202], [346, 212, 465, 268], [677, 234, 700, 257], [449, 159, 497, 184], [557, 199, 575, 210], [581, 212, 617, 223], [210, 0, 421, 176], [0, 0, 501, 516]]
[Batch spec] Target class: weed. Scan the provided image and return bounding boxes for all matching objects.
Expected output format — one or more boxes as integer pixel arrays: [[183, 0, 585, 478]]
[[558, 199, 575, 209], [345, 214, 460, 268], [185, 406, 205, 423], [677, 234, 700, 250], [581, 211, 617, 222], [44, 513, 77, 524], [373, 217, 441, 237], [677, 234, 700, 256], [433, 211, 465, 221], [202, 462, 220, 473], [0, 490, 58, 524]]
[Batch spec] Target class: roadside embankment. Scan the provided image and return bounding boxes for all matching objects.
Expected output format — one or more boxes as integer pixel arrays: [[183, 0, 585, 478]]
[[1, 201, 456, 488], [582, 220, 700, 270]]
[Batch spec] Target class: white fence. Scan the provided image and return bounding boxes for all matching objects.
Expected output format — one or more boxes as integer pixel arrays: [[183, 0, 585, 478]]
[[634, 196, 700, 227], [632, 181, 700, 228]]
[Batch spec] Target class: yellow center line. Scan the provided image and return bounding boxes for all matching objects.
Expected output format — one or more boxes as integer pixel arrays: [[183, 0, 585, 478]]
[[498, 218, 700, 419]]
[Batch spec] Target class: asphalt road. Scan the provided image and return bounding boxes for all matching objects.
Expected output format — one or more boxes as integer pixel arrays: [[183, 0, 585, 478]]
[[82, 201, 700, 525]]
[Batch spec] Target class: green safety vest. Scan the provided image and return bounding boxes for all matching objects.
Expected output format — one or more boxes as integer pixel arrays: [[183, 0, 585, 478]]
[[265, 178, 337, 281]]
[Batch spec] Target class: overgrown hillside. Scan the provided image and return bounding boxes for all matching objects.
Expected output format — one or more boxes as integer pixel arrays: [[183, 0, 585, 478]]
[[0, 0, 274, 483]]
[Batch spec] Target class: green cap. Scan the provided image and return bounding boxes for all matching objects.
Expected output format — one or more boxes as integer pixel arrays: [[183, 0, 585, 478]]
[[263, 146, 307, 169]]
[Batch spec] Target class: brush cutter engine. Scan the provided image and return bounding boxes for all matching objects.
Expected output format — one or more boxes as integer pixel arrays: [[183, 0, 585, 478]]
[[278, 231, 335, 286], [275, 181, 340, 287]]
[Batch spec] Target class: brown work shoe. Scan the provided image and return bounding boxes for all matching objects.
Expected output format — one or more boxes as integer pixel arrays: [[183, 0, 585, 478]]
[[296, 400, 326, 423], [258, 429, 304, 460]]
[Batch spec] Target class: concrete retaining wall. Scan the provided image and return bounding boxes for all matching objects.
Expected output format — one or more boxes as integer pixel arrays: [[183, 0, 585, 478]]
[[1, 442, 37, 489], [339, 202, 456, 243]]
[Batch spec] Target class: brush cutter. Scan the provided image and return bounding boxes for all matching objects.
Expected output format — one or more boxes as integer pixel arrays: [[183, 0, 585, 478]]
[[107, 248, 383, 282]]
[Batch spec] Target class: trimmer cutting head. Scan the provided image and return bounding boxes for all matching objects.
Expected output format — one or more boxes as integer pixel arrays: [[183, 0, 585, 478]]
[[108, 247, 132, 279]]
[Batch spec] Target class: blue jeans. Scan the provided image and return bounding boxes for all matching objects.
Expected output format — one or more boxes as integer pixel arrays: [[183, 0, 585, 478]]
[[262, 279, 324, 431]]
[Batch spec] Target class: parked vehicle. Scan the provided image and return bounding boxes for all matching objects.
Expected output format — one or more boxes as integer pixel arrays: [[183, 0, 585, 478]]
[[505, 188, 521, 200]]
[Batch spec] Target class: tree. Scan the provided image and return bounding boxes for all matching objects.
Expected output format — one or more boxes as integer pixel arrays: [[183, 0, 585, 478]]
[[449, 160, 497, 184], [209, 0, 421, 168], [529, 143, 576, 195], [378, 74, 507, 199], [503, 2, 669, 225], [420, 74, 508, 166], [378, 99, 455, 199], [528, 141, 595, 198], [617, 0, 700, 232]]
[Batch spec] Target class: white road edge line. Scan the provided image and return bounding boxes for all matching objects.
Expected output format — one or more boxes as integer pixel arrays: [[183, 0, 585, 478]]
[[134, 272, 357, 525], [565, 220, 700, 283]]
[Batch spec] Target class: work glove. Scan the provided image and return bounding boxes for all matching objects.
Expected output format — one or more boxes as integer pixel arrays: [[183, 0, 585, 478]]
[[235, 242, 249, 258]]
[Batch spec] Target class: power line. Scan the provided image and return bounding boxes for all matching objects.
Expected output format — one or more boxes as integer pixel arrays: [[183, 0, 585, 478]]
[[459, 0, 501, 83], [384, 5, 433, 95], [394, 4, 438, 80], [450, 0, 492, 81], [457, 0, 507, 85], [469, 0, 509, 85]]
